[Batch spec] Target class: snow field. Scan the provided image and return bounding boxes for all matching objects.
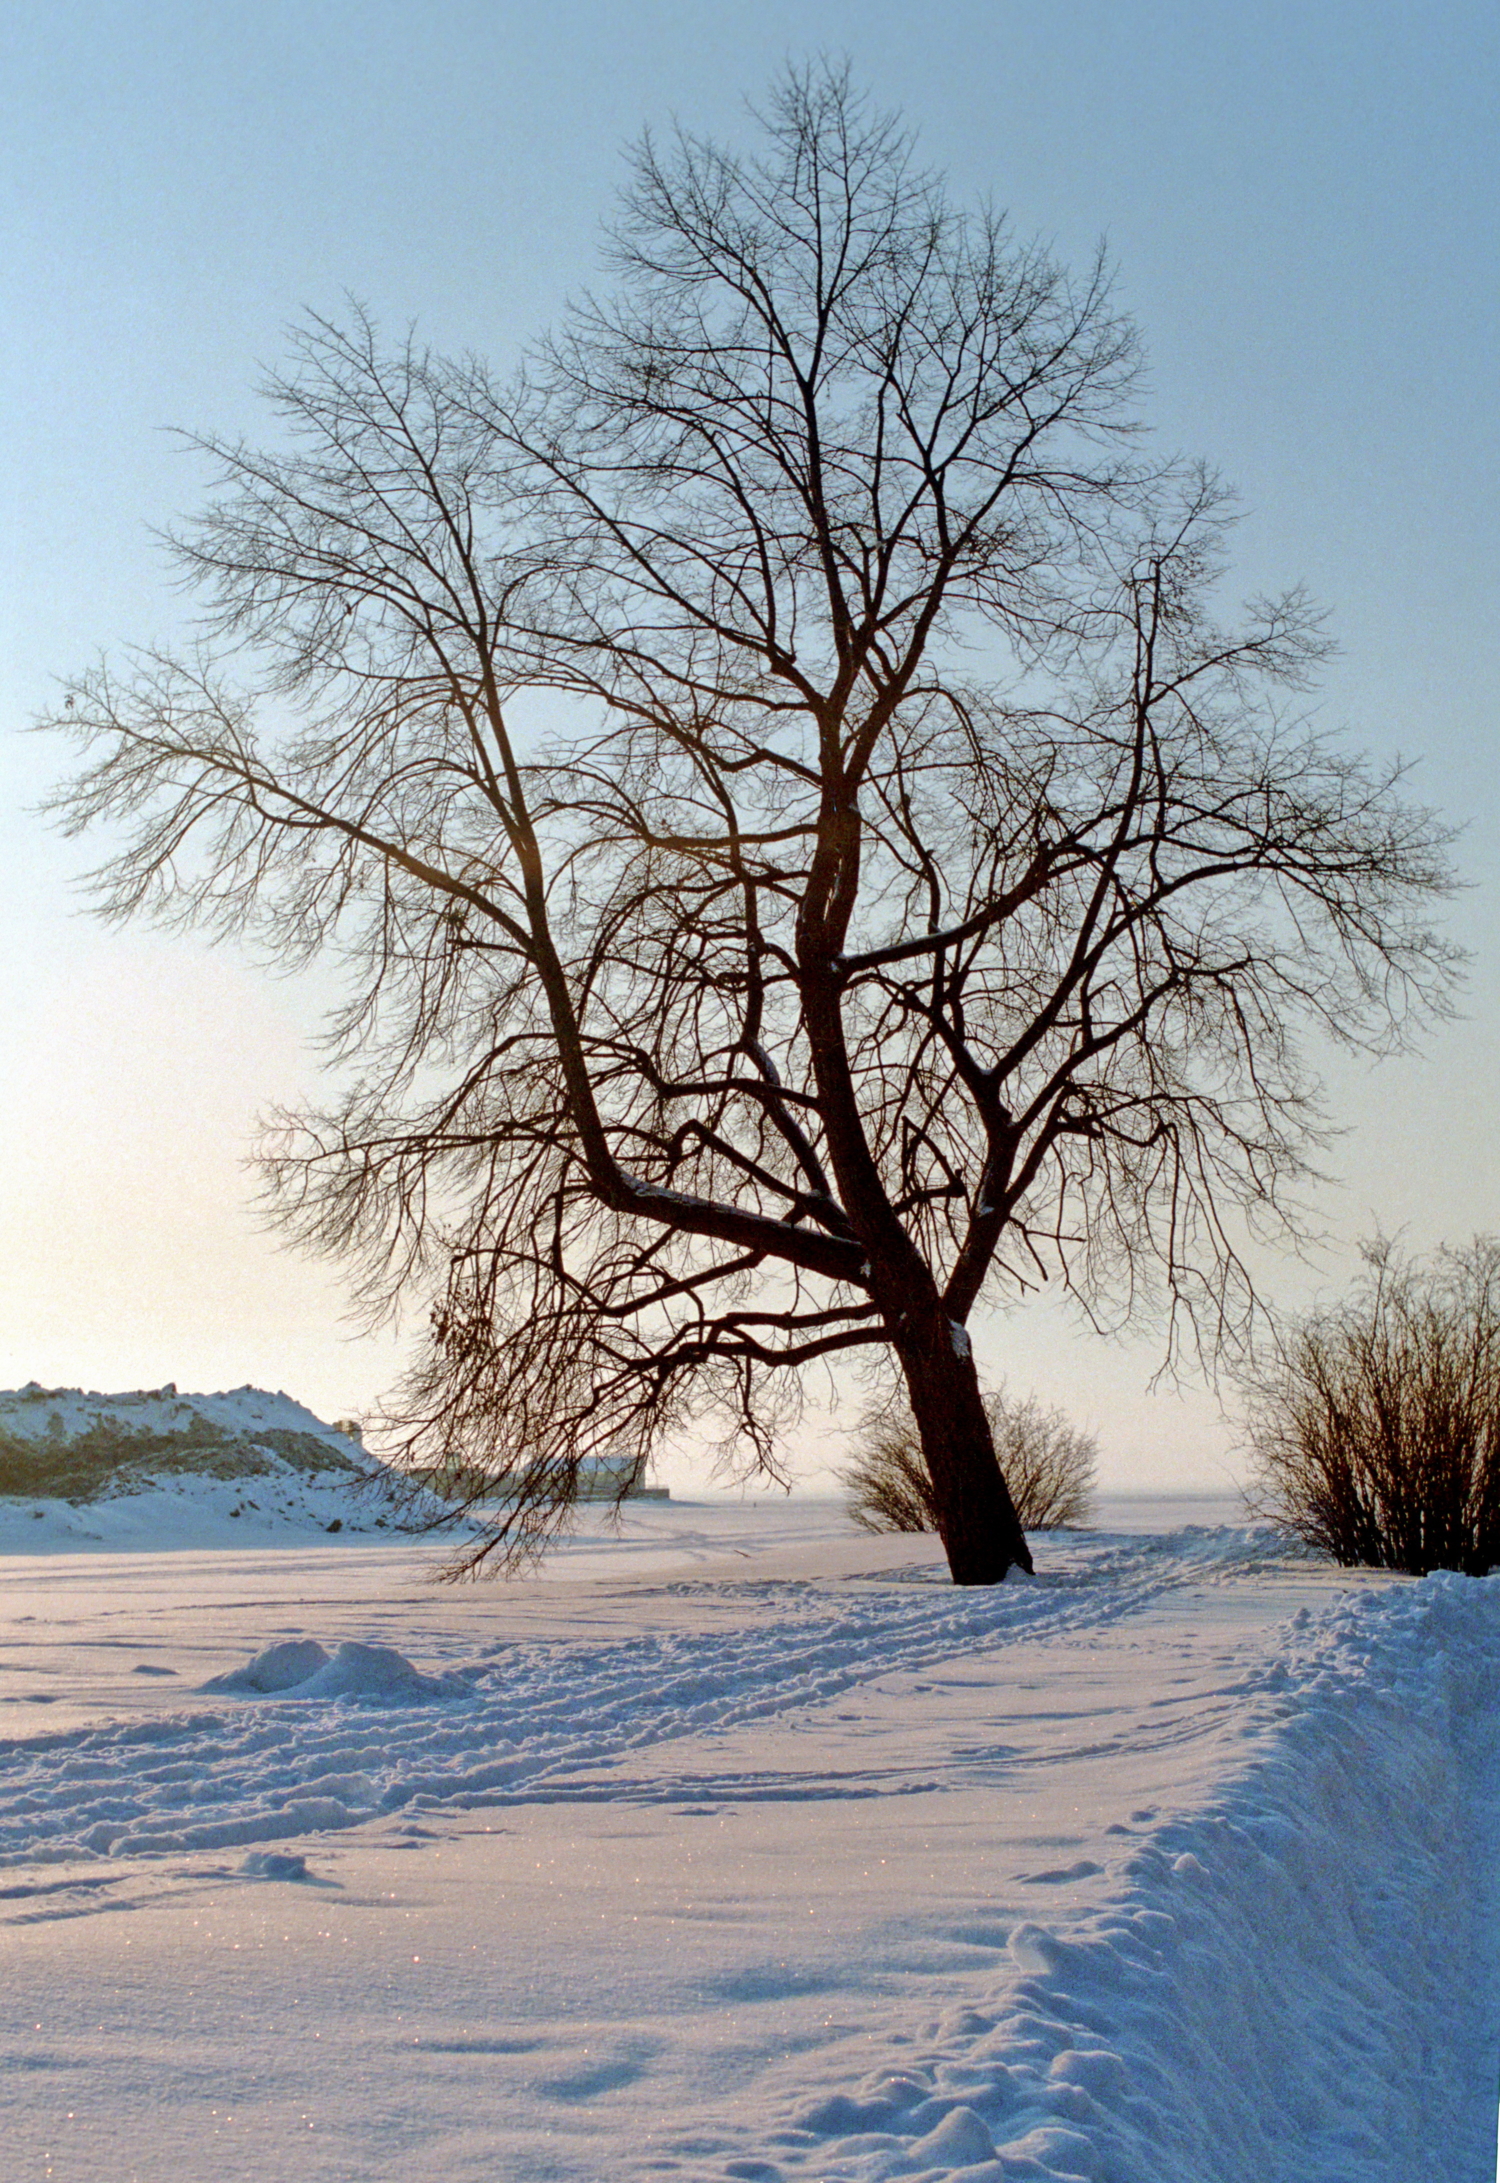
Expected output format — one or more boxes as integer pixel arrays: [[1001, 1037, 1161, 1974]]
[[0, 1527, 1282, 1868], [0, 1507, 1495, 2181]]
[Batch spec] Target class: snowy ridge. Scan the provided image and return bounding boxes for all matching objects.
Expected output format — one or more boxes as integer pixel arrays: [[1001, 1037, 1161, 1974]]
[[0, 1381, 356, 1450], [0, 1528, 1274, 1865], [0, 1382, 436, 1546]]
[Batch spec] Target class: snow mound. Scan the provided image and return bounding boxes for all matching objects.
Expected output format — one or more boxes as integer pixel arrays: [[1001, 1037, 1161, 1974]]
[[204, 1638, 458, 1704], [0, 1382, 452, 1550], [202, 1638, 333, 1693], [290, 1640, 459, 1703]]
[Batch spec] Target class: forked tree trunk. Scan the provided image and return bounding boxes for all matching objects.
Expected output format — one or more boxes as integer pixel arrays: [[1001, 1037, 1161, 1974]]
[[898, 1315, 1034, 1584]]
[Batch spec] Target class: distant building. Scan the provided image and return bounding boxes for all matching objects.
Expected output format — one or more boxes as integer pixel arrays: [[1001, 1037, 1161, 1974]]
[[575, 1457, 669, 1503], [415, 1449, 668, 1505]]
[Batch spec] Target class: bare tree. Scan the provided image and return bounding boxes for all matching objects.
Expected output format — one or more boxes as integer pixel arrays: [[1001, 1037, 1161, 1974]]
[[44, 65, 1457, 1583]]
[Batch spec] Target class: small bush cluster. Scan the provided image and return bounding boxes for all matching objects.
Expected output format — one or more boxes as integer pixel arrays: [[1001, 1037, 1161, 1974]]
[[1244, 1238, 1500, 1576], [845, 1387, 1096, 1536]]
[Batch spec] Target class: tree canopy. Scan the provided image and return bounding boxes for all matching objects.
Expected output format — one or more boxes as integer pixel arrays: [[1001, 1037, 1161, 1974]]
[[46, 65, 1458, 1581]]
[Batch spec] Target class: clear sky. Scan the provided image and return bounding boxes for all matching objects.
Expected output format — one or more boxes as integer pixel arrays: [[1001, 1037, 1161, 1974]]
[[2, 0, 1496, 1492]]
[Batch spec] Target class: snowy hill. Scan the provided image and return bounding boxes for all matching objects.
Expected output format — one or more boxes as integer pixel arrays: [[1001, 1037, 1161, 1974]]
[[0, 1382, 436, 1550]]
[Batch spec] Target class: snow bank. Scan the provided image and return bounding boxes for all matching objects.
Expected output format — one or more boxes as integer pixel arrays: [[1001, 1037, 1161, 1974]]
[[757, 1570, 1500, 2182]]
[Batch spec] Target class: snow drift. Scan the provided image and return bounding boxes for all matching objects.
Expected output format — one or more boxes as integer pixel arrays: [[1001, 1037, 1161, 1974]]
[[758, 1570, 1500, 2181]]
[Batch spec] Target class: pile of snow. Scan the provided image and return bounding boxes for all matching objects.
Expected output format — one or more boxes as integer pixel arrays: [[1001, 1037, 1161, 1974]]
[[0, 1382, 443, 1548], [203, 1637, 462, 1704], [201, 1635, 337, 1692]]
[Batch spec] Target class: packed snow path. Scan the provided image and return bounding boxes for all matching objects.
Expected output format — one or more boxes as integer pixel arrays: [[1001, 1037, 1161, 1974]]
[[0, 1502, 1495, 2181], [0, 1524, 1294, 1864]]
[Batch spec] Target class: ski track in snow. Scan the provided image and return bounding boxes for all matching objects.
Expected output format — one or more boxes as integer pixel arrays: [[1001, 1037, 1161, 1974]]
[[0, 1528, 1271, 1865]]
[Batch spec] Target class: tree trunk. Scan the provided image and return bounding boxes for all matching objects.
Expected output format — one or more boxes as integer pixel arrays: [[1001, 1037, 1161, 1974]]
[[898, 1315, 1034, 1584]]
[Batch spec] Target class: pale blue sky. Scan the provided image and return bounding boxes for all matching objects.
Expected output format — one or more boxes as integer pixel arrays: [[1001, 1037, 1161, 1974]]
[[2, 1, 1496, 1486]]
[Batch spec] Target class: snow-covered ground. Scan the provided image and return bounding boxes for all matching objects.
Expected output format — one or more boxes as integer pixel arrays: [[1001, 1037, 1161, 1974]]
[[0, 1497, 1495, 2181]]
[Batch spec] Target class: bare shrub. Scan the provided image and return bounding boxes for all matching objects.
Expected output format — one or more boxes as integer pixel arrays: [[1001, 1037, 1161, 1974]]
[[847, 1389, 1096, 1536], [995, 1396, 1100, 1531], [1244, 1239, 1500, 1575], [843, 1422, 935, 1534]]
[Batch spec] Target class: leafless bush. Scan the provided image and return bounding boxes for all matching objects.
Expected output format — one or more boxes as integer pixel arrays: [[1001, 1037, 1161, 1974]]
[[1244, 1239, 1500, 1575], [846, 1388, 1096, 1535]]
